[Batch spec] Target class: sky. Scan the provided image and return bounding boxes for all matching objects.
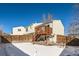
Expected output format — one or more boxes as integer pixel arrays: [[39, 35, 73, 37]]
[[0, 3, 75, 34]]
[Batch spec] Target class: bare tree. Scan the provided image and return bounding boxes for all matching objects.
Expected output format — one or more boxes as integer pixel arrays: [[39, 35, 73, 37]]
[[42, 14, 52, 24], [68, 4, 79, 38]]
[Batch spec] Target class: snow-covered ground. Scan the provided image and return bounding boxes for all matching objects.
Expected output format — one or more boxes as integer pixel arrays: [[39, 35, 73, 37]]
[[1, 43, 79, 56], [12, 43, 65, 56], [60, 46, 79, 56], [0, 43, 29, 56]]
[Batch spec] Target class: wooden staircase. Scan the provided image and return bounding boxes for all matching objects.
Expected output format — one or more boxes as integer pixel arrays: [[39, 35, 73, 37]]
[[32, 22, 52, 42]]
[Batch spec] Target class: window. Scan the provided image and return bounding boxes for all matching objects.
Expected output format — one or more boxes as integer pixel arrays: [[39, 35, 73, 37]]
[[26, 28, 28, 32], [18, 29, 21, 31], [47, 25, 49, 27]]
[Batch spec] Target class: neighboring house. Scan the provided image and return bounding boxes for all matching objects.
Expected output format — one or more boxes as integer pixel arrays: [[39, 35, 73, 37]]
[[12, 26, 26, 35], [12, 23, 42, 35]]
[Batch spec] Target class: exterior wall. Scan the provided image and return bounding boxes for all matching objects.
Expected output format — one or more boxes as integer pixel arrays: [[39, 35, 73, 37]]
[[44, 20, 64, 36], [48, 20, 64, 43], [52, 20, 64, 35], [12, 26, 26, 35], [25, 26, 34, 34]]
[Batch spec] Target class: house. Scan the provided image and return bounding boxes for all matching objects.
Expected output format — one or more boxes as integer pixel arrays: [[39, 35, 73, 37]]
[[12, 26, 26, 35], [11, 19, 64, 43], [33, 20, 64, 43]]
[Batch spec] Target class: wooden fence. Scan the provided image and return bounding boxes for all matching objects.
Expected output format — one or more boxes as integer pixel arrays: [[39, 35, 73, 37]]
[[0, 33, 76, 45], [57, 35, 74, 44], [1, 34, 33, 43]]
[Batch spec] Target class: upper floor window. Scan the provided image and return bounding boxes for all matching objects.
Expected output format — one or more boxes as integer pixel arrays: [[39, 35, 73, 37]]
[[18, 29, 21, 31], [47, 25, 50, 27], [26, 28, 28, 32]]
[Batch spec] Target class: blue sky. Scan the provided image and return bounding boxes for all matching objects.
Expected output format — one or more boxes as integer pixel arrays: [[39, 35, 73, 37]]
[[0, 3, 75, 34]]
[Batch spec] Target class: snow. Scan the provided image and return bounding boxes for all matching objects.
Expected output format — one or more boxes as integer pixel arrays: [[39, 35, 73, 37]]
[[5, 43, 79, 56], [5, 44, 29, 56], [12, 43, 65, 56], [60, 46, 79, 56], [0, 43, 79, 56], [0, 44, 6, 56], [0, 43, 29, 56]]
